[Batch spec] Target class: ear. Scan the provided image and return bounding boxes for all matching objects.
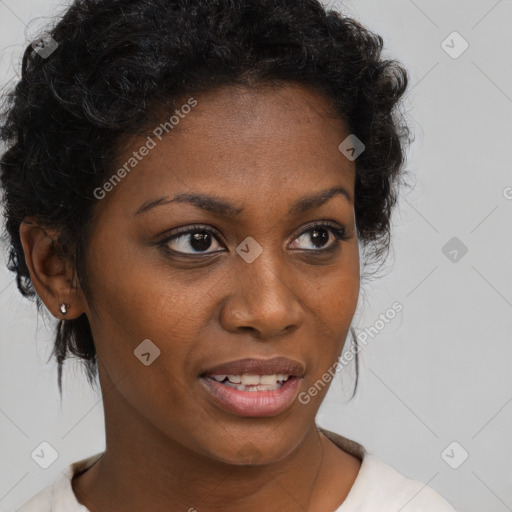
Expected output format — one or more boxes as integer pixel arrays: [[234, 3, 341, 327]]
[[19, 216, 88, 320]]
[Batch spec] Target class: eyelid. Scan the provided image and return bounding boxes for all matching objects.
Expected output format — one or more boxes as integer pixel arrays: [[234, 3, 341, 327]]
[[294, 220, 346, 239], [164, 224, 224, 243]]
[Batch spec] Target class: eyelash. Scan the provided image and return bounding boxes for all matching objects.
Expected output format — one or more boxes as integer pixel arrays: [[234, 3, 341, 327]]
[[157, 221, 350, 256]]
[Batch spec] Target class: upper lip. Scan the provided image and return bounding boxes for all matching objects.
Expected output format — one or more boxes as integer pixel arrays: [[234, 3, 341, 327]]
[[201, 357, 305, 377]]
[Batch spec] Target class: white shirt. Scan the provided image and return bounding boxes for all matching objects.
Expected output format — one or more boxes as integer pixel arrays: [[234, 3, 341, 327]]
[[14, 429, 457, 511]]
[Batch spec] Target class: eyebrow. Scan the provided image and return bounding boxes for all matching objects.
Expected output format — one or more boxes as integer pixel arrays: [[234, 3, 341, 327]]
[[134, 185, 352, 217]]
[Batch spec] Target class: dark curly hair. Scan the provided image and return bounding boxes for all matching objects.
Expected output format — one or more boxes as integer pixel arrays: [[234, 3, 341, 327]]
[[0, 0, 411, 397]]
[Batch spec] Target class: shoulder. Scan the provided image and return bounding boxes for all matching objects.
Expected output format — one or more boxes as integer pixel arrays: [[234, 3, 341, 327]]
[[353, 454, 457, 511], [318, 428, 456, 512], [13, 452, 104, 512], [14, 482, 54, 512]]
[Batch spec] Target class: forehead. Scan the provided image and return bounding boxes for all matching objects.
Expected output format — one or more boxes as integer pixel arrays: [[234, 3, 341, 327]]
[[170, 83, 347, 143], [96, 83, 356, 216]]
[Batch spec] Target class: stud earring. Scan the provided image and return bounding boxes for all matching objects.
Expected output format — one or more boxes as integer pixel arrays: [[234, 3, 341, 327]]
[[59, 303, 70, 315]]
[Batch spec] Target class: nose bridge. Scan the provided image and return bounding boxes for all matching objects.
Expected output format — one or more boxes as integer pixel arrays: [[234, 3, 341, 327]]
[[221, 240, 304, 336], [244, 234, 294, 292], [240, 243, 291, 299]]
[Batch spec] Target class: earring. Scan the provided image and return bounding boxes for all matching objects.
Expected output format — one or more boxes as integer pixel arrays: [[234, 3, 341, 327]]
[[59, 303, 70, 315]]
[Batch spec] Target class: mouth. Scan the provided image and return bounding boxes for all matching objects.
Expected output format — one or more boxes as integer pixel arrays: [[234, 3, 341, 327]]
[[199, 357, 305, 417]]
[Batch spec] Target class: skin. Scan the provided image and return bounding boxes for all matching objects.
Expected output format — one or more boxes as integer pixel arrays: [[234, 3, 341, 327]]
[[20, 83, 361, 512]]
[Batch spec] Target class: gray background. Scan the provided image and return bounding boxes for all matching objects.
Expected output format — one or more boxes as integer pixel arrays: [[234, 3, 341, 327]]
[[1, 1, 511, 510]]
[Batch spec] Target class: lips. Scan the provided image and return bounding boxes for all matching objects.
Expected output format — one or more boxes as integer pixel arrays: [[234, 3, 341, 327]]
[[198, 356, 306, 416], [200, 356, 306, 378]]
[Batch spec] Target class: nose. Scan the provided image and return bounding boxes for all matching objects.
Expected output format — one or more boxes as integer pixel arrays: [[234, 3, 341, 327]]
[[219, 251, 304, 339]]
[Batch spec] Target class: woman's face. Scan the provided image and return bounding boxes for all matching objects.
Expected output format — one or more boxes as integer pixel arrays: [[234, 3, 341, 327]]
[[83, 83, 360, 464]]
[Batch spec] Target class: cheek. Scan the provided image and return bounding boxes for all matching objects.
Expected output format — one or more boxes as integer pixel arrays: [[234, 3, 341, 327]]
[[303, 244, 360, 381], [310, 241, 360, 325], [84, 225, 221, 389], [86, 258, 201, 369], [83, 245, 210, 437], [81, 231, 166, 363]]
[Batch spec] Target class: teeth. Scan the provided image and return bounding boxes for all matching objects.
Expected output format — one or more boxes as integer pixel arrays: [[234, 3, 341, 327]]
[[240, 374, 261, 385], [259, 374, 278, 385], [208, 373, 292, 386], [226, 382, 282, 391]]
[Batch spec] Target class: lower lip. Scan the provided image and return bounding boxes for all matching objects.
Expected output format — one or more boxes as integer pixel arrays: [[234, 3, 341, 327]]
[[199, 376, 302, 417]]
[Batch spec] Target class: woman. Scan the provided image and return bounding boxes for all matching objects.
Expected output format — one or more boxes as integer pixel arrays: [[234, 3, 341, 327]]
[[0, 0, 457, 510]]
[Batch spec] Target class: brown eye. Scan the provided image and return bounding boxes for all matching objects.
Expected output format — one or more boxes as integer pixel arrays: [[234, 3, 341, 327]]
[[162, 226, 225, 255], [289, 223, 348, 251]]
